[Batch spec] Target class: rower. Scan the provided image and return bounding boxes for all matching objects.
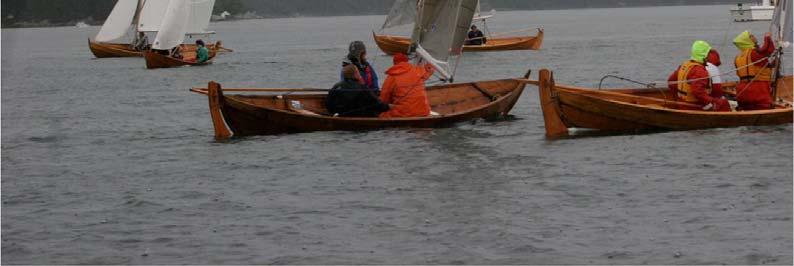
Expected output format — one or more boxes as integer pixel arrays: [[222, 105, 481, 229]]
[[667, 40, 730, 111]]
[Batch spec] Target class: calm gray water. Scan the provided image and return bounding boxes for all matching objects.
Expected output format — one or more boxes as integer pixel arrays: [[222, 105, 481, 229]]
[[2, 5, 792, 265]]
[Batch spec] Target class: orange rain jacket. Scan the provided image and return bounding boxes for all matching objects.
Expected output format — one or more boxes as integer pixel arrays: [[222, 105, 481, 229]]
[[379, 62, 435, 118]]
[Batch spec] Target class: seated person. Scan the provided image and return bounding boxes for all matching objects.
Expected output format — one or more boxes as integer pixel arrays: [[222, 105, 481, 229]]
[[326, 64, 390, 117], [170, 46, 183, 59], [194, 39, 210, 64], [705, 49, 724, 98], [466, 25, 487, 46], [379, 53, 435, 118], [132, 32, 149, 51], [667, 40, 729, 111], [341, 41, 380, 94]]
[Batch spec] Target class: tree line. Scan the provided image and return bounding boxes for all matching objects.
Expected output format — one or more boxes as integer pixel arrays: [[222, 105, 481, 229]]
[[1, 0, 739, 28]]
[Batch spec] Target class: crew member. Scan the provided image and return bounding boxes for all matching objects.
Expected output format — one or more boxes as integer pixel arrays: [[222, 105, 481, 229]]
[[733, 30, 776, 110], [341, 41, 380, 94], [466, 25, 486, 46], [667, 40, 730, 111], [379, 53, 435, 118], [326, 64, 390, 117], [195, 39, 210, 64]]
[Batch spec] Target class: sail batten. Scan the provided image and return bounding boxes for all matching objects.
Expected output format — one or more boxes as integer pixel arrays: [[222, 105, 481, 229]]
[[95, 0, 139, 42]]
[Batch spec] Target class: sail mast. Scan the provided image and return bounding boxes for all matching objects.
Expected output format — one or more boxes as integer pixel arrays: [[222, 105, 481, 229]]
[[131, 0, 145, 43], [770, 0, 791, 100]]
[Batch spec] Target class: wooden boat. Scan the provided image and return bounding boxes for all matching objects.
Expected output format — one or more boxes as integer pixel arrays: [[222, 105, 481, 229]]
[[374, 28, 544, 55], [190, 78, 529, 139], [88, 39, 143, 58], [144, 43, 220, 69], [534, 69, 794, 138], [144, 0, 224, 69], [89, 0, 148, 59]]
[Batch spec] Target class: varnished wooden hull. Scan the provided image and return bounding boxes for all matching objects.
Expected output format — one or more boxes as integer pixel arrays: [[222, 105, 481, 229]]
[[88, 40, 142, 58], [373, 29, 544, 55], [534, 69, 794, 138], [144, 45, 218, 69], [191, 78, 528, 139]]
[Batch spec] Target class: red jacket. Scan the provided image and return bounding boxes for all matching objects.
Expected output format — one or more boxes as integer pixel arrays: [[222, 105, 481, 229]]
[[736, 35, 775, 110], [667, 62, 729, 111], [747, 35, 776, 68], [379, 62, 434, 118]]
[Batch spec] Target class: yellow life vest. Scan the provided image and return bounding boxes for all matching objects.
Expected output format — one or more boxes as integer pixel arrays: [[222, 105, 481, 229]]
[[734, 49, 773, 82], [677, 60, 710, 103]]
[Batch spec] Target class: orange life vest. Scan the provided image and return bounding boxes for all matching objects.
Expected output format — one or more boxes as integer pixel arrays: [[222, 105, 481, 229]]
[[677, 60, 710, 103], [734, 49, 773, 82]]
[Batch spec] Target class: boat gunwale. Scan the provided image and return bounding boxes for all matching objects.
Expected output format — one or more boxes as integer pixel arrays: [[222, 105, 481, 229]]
[[194, 78, 528, 122], [552, 83, 792, 116]]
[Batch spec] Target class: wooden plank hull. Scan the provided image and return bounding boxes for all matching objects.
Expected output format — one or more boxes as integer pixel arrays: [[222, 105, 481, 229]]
[[535, 69, 793, 138], [144, 45, 218, 69], [192, 79, 528, 139], [88, 40, 143, 58], [373, 29, 544, 55]]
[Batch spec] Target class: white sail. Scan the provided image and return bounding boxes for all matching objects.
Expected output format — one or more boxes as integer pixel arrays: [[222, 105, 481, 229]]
[[95, 0, 139, 42], [411, 0, 478, 80], [138, 0, 172, 32], [185, 0, 216, 34], [152, 0, 190, 50], [381, 0, 418, 30]]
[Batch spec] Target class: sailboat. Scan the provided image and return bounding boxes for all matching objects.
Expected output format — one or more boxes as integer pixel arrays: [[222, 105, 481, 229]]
[[88, 0, 149, 58], [373, 0, 544, 55], [143, 0, 225, 69], [189, 0, 530, 140], [89, 0, 224, 59], [533, 0, 793, 138]]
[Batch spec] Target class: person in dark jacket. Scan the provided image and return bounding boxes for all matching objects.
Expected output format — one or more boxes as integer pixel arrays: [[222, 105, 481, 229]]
[[327, 64, 390, 117], [466, 25, 487, 45], [341, 41, 380, 94]]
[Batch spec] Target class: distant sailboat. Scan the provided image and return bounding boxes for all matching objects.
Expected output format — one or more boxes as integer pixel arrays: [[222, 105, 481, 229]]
[[88, 0, 147, 58], [374, 0, 543, 55], [89, 0, 224, 59], [144, 0, 226, 69], [189, 0, 531, 140]]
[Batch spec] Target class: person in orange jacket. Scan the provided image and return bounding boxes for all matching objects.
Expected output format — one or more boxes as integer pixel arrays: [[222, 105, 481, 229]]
[[379, 53, 435, 118], [733, 30, 777, 110], [667, 40, 730, 111]]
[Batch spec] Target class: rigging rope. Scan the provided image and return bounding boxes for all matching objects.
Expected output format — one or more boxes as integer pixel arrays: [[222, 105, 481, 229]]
[[602, 49, 782, 89]]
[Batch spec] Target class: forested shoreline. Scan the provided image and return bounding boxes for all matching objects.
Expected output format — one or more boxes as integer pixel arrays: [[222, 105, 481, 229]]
[[1, 0, 740, 28]]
